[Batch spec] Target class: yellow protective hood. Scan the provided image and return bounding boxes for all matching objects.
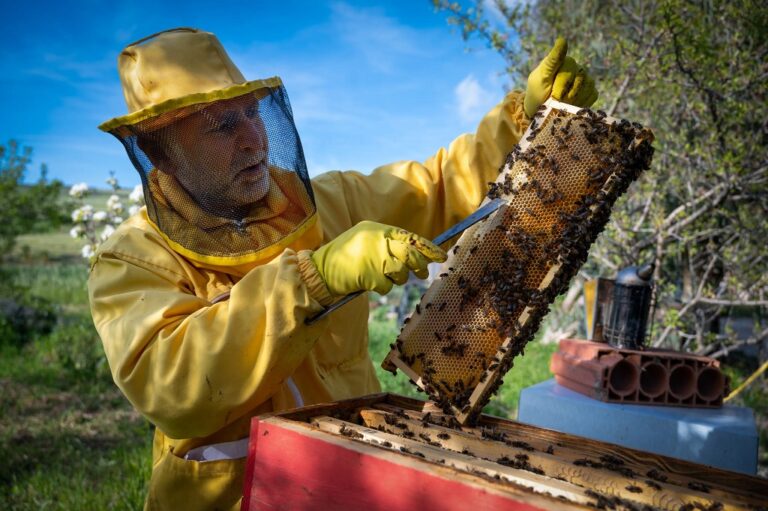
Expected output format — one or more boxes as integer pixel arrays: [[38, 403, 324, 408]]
[[146, 166, 322, 269], [100, 28, 320, 268]]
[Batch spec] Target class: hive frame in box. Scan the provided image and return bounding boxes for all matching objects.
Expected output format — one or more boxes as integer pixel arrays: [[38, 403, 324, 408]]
[[384, 98, 655, 424], [241, 393, 768, 511]]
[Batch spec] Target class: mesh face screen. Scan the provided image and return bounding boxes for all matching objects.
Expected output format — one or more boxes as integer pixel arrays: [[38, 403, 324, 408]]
[[384, 99, 654, 424], [108, 84, 316, 262]]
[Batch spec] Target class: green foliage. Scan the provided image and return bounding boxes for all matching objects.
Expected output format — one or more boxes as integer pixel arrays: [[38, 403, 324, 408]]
[[434, 0, 768, 355], [0, 270, 57, 348], [0, 141, 65, 254], [44, 316, 112, 385]]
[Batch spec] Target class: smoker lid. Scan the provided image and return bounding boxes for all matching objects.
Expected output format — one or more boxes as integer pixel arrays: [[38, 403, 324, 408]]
[[616, 262, 654, 286]]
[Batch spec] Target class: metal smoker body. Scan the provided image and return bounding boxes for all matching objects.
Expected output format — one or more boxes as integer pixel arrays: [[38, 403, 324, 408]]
[[604, 263, 654, 349]]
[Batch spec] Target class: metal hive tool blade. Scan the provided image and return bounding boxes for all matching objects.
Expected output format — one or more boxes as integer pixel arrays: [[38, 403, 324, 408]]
[[382, 98, 655, 424]]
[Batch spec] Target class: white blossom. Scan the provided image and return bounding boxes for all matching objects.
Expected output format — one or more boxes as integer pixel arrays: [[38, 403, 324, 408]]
[[71, 204, 94, 222], [128, 205, 141, 216], [69, 182, 89, 198], [81, 244, 94, 259], [100, 225, 116, 241], [106, 194, 124, 213], [129, 185, 144, 204], [106, 176, 119, 189], [69, 225, 84, 238], [93, 211, 108, 223], [112, 216, 123, 224]]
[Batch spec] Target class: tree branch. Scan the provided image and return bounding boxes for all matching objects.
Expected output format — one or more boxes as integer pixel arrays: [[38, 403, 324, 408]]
[[607, 28, 665, 116], [704, 326, 768, 359], [696, 298, 768, 307]]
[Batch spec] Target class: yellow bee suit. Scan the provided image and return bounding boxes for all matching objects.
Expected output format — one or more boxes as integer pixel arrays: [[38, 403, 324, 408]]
[[88, 90, 529, 510]]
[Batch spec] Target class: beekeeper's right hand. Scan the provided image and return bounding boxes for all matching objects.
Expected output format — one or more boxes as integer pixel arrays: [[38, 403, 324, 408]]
[[310, 221, 447, 297]]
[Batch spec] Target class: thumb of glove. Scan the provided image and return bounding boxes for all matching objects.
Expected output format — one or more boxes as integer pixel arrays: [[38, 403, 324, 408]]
[[524, 37, 568, 118], [539, 37, 568, 78]]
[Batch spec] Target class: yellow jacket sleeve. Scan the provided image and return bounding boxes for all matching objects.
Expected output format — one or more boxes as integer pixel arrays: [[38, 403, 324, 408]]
[[88, 224, 328, 439], [311, 90, 529, 240]]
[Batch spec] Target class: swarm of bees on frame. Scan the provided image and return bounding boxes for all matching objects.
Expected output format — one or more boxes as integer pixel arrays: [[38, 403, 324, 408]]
[[385, 102, 655, 424]]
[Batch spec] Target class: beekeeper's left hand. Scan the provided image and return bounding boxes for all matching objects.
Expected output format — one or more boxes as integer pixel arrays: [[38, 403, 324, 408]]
[[524, 37, 598, 118]]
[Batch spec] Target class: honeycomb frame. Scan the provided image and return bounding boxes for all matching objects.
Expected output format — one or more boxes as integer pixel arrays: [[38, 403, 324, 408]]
[[383, 98, 655, 424]]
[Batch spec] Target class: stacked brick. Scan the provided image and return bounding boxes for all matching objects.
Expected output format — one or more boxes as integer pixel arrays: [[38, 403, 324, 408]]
[[551, 339, 729, 407]]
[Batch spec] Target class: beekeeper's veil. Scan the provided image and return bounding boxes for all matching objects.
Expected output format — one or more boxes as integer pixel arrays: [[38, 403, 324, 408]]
[[99, 28, 319, 266]]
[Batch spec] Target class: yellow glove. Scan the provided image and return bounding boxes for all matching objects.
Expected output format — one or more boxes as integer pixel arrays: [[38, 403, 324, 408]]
[[311, 221, 447, 296], [524, 37, 598, 118]]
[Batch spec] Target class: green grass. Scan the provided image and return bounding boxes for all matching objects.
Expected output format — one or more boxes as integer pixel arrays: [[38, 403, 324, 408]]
[[0, 258, 152, 510], [6, 263, 90, 308], [14, 229, 83, 261], [0, 374, 151, 511]]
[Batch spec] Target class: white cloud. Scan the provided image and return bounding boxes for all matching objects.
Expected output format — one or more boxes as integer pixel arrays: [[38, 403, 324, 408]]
[[454, 74, 494, 124], [330, 2, 430, 73]]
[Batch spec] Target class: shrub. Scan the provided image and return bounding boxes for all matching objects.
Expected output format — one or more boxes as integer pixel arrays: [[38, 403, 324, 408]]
[[46, 316, 111, 385], [0, 271, 57, 348]]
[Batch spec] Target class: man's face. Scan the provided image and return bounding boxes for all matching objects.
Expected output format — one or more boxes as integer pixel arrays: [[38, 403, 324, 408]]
[[160, 94, 271, 215]]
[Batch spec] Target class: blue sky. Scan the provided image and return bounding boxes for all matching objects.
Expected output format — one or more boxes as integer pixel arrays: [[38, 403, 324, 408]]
[[1, 0, 515, 188]]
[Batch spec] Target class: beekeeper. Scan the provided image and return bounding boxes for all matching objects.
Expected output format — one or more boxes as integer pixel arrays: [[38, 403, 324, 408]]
[[90, 28, 596, 510]]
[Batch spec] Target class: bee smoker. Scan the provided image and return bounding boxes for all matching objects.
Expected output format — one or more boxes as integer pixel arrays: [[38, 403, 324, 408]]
[[603, 263, 655, 350]]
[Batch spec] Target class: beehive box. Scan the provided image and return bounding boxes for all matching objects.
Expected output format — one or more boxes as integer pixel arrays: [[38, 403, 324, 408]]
[[241, 393, 768, 511], [384, 99, 655, 424]]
